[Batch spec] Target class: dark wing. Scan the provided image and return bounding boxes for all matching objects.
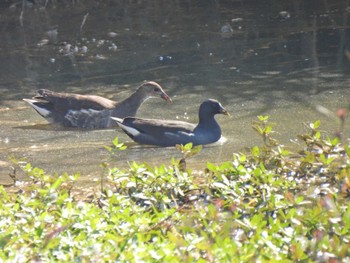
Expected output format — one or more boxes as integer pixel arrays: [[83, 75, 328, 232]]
[[122, 118, 196, 137], [118, 118, 196, 146], [34, 89, 117, 111]]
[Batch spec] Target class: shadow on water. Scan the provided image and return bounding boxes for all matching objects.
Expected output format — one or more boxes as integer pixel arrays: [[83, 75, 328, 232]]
[[1, 0, 350, 185], [14, 123, 77, 131]]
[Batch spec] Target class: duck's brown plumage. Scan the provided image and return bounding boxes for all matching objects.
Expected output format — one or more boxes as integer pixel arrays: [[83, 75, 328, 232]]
[[23, 81, 172, 129]]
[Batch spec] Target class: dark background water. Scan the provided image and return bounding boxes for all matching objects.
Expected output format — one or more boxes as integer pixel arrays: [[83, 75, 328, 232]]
[[1, 0, 350, 184], [1, 0, 350, 94]]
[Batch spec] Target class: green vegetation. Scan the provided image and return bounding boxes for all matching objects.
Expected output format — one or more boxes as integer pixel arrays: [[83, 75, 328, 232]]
[[1, 116, 350, 262]]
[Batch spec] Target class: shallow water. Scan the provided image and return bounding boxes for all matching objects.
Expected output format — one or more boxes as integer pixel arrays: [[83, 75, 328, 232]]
[[1, 0, 350, 186]]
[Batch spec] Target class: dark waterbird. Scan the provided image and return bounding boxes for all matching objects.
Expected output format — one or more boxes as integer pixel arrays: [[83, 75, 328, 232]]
[[111, 99, 229, 147], [23, 81, 172, 129]]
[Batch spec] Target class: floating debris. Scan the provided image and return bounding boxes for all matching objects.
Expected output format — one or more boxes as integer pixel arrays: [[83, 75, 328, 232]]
[[220, 23, 233, 38], [95, 54, 107, 60], [81, 46, 88, 53], [278, 11, 291, 20], [158, 55, 173, 62], [96, 40, 105, 47], [231, 18, 243, 23], [108, 32, 118, 38], [37, 39, 49, 47], [108, 43, 117, 51], [46, 29, 58, 43]]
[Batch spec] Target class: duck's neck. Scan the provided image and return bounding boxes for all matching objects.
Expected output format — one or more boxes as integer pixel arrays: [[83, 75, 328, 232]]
[[195, 115, 220, 132], [112, 91, 148, 117], [193, 115, 222, 145]]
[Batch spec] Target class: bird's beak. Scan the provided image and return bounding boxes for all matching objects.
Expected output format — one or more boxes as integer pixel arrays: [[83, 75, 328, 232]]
[[161, 93, 173, 103], [220, 107, 230, 116]]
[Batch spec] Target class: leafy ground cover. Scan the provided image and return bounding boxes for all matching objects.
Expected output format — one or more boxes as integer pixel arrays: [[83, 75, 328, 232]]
[[0, 116, 349, 262]]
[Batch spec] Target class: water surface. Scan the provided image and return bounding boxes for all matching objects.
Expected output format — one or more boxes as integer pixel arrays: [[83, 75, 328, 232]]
[[1, 0, 350, 186]]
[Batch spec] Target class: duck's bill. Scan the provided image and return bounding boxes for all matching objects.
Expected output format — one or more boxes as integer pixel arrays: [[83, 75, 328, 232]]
[[161, 93, 173, 103], [220, 108, 231, 116]]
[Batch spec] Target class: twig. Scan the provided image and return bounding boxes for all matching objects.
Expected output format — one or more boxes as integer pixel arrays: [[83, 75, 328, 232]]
[[19, 0, 25, 27], [80, 13, 89, 35]]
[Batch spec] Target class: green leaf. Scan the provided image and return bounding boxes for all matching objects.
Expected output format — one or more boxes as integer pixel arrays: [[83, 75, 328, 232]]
[[112, 137, 120, 146], [319, 154, 335, 165], [183, 143, 193, 151], [206, 162, 217, 172], [51, 176, 63, 190], [331, 136, 340, 146], [314, 131, 321, 139], [258, 115, 269, 121], [265, 125, 272, 134], [239, 154, 247, 162], [251, 146, 260, 157], [295, 196, 304, 204], [310, 120, 321, 129], [345, 145, 350, 158]]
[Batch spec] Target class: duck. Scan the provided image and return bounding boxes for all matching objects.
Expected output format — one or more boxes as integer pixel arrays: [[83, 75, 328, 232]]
[[23, 81, 172, 129], [111, 99, 229, 147]]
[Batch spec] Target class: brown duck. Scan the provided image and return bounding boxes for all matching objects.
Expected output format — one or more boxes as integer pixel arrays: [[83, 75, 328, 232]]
[[23, 81, 172, 129]]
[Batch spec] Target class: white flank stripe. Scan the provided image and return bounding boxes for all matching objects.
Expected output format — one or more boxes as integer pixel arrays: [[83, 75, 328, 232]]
[[23, 99, 51, 117], [110, 117, 123, 123], [118, 123, 140, 137]]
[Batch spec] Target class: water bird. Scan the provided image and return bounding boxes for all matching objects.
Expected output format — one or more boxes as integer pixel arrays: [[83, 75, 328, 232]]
[[111, 99, 229, 147], [23, 81, 172, 129]]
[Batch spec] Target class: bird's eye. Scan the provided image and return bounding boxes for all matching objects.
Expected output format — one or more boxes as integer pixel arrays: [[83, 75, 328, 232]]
[[154, 87, 160, 92]]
